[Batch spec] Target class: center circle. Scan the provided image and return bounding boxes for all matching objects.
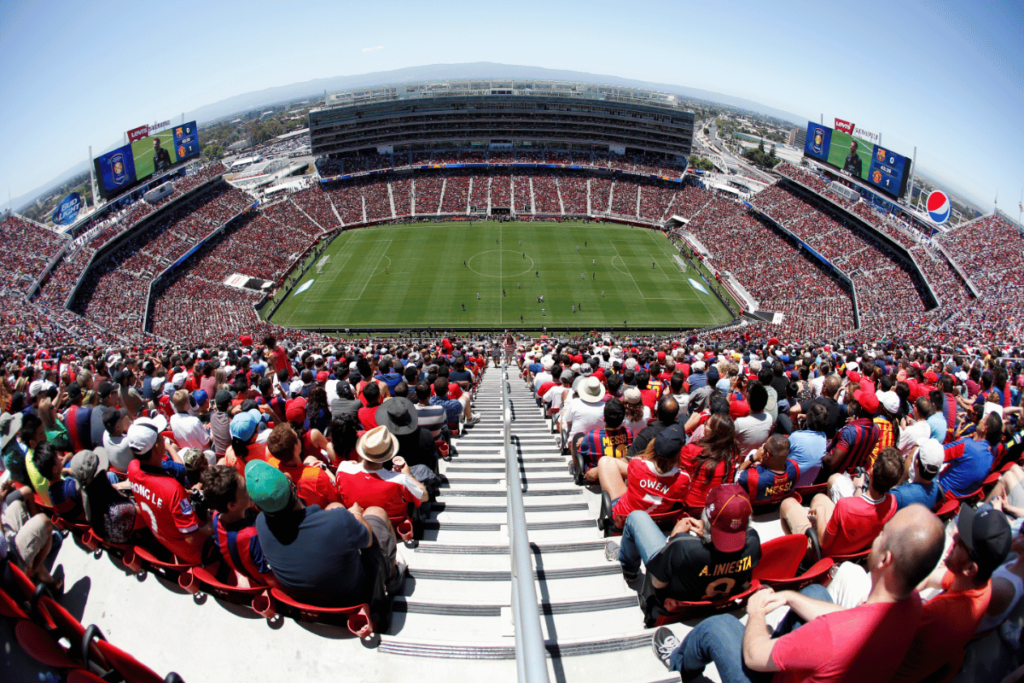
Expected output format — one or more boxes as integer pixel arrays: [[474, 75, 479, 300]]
[[467, 250, 536, 279]]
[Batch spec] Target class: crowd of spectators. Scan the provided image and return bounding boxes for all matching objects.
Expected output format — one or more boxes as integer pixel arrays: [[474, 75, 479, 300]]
[[559, 174, 589, 214], [440, 173, 470, 215], [610, 180, 639, 217], [0, 214, 69, 293], [591, 177, 613, 214], [532, 173, 562, 214]]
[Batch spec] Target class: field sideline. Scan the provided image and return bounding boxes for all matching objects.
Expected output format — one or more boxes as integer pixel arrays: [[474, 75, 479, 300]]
[[266, 221, 734, 330]]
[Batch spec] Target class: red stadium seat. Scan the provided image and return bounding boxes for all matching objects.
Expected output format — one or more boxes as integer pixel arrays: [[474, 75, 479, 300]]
[[82, 625, 185, 683], [267, 588, 383, 648], [639, 577, 762, 628], [177, 567, 276, 619], [752, 535, 834, 590]]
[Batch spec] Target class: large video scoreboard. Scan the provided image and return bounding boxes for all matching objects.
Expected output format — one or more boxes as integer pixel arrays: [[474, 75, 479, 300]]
[[93, 121, 201, 199], [803, 121, 910, 199]]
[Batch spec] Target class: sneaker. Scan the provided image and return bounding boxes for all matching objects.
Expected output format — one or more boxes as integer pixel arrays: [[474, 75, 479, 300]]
[[651, 627, 682, 670], [464, 416, 481, 427]]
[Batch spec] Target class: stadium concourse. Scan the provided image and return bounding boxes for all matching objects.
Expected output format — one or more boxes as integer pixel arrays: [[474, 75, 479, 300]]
[[2, 147, 1024, 682]]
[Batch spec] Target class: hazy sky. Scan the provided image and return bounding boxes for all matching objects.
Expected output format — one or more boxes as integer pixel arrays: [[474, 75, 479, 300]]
[[1, 0, 1021, 210]]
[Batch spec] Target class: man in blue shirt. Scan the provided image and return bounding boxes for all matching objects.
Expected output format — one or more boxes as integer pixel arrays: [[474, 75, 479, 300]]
[[940, 413, 1002, 498], [924, 394, 948, 443], [787, 402, 830, 486], [890, 440, 944, 511], [374, 358, 403, 391]]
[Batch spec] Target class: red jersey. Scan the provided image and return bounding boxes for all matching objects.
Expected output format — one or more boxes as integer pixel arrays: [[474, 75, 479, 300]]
[[279, 461, 339, 509], [679, 443, 735, 510], [223, 442, 278, 477], [823, 493, 897, 556], [612, 458, 690, 520], [273, 346, 292, 379], [336, 463, 425, 518], [128, 460, 201, 564]]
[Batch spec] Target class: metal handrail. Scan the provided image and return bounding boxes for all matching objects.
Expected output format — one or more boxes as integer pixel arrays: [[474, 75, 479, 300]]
[[502, 362, 550, 683]]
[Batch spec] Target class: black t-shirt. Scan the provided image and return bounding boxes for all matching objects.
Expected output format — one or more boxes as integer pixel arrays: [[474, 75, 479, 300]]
[[647, 528, 761, 603], [154, 147, 172, 173], [255, 505, 369, 606], [799, 396, 847, 440], [627, 421, 670, 458], [770, 375, 790, 401]]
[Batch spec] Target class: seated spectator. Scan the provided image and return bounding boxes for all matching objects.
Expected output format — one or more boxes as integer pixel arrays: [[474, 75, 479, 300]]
[[888, 503, 1011, 682], [285, 398, 331, 466], [621, 387, 651, 435], [170, 389, 212, 452], [429, 377, 480, 428], [249, 459, 403, 606], [209, 390, 233, 458], [336, 425, 428, 519], [67, 448, 136, 544], [654, 504, 944, 682], [358, 382, 383, 430], [940, 412, 1001, 499], [223, 410, 276, 476], [101, 407, 133, 473], [975, 505, 1024, 639], [597, 425, 690, 530], [1, 480, 62, 590], [127, 415, 211, 565], [608, 482, 759, 602], [733, 383, 773, 455], [780, 447, 902, 558], [736, 434, 799, 505], [330, 380, 362, 423], [786, 401, 829, 487], [679, 413, 739, 517], [559, 376, 607, 453], [267, 424, 339, 510], [376, 397, 440, 479], [32, 443, 83, 520], [576, 399, 633, 483], [986, 463, 1024, 515], [628, 396, 678, 458], [328, 417, 359, 464], [202, 464, 276, 587], [541, 371, 574, 415], [821, 389, 881, 477], [890, 441, 945, 511]]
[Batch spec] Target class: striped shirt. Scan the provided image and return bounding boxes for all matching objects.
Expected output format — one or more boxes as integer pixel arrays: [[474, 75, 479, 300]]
[[415, 403, 447, 440]]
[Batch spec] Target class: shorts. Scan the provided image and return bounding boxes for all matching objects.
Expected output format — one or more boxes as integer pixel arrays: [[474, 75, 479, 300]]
[[361, 514, 397, 594], [2, 498, 51, 568]]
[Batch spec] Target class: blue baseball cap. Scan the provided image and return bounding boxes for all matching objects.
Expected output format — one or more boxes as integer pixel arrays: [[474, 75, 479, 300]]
[[192, 390, 209, 406], [230, 411, 260, 441]]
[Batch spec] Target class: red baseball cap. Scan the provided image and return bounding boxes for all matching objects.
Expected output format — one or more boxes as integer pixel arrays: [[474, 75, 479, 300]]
[[924, 371, 939, 383], [705, 484, 752, 552], [729, 400, 750, 419], [285, 397, 307, 423], [853, 389, 879, 415], [847, 370, 862, 383], [316, 371, 329, 383], [657, 351, 666, 362]]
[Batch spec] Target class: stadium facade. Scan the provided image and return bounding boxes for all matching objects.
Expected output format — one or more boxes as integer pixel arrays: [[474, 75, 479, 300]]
[[309, 80, 695, 161]]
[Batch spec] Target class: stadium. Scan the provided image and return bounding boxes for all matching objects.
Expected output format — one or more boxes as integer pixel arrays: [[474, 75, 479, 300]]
[[1, 72, 1023, 683]]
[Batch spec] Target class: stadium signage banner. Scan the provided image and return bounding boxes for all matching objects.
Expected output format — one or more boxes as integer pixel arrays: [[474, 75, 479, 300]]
[[834, 119, 855, 135], [127, 120, 171, 142], [52, 192, 82, 225]]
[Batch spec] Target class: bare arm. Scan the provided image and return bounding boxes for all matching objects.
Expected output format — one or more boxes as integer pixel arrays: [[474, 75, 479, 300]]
[[742, 589, 782, 673]]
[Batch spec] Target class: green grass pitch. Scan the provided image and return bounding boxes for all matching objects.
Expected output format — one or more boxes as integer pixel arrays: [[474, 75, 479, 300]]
[[266, 221, 735, 330], [131, 130, 178, 180]]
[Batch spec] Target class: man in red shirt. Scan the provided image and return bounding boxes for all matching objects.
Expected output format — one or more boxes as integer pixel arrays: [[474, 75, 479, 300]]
[[653, 504, 945, 682], [126, 416, 211, 565], [335, 425, 428, 519], [780, 447, 902, 558], [890, 503, 1010, 682], [267, 424, 339, 510], [263, 335, 293, 380]]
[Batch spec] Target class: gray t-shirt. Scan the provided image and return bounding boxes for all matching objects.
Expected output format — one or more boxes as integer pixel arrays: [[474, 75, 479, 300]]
[[103, 431, 134, 473], [210, 411, 231, 457]]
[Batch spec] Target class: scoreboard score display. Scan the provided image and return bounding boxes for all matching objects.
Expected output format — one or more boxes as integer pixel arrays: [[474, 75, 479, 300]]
[[802, 121, 911, 199]]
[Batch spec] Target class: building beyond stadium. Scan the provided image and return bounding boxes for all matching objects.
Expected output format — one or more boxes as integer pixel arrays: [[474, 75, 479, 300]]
[[309, 80, 695, 161]]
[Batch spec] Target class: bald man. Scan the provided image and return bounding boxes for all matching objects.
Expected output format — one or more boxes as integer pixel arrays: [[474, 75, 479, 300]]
[[654, 504, 945, 682]]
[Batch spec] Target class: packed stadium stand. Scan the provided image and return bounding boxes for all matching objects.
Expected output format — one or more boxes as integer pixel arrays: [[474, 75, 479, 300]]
[[5, 81, 1024, 683]]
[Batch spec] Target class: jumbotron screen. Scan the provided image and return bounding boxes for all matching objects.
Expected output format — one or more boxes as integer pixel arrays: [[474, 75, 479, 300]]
[[802, 122, 910, 199], [94, 121, 201, 198]]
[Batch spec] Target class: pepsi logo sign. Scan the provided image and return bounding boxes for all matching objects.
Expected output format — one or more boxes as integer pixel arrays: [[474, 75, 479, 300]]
[[926, 190, 951, 224]]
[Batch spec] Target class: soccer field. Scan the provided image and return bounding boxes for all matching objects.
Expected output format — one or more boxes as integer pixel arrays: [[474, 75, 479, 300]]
[[266, 221, 735, 330]]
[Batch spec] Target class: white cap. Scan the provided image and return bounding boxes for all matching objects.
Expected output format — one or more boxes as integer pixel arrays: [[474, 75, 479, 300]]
[[126, 415, 169, 454], [917, 439, 944, 473], [172, 372, 188, 389], [877, 391, 900, 415]]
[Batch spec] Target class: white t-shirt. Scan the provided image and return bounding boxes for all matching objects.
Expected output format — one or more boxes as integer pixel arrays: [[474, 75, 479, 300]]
[[170, 412, 210, 450], [896, 420, 932, 458], [543, 385, 575, 412], [561, 397, 606, 439]]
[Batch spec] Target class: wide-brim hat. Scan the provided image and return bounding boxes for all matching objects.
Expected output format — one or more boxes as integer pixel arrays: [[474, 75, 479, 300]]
[[579, 377, 606, 403], [356, 425, 400, 463], [376, 397, 419, 436]]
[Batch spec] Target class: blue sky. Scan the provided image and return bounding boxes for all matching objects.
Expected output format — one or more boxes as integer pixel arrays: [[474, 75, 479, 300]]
[[1, 0, 1021, 211]]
